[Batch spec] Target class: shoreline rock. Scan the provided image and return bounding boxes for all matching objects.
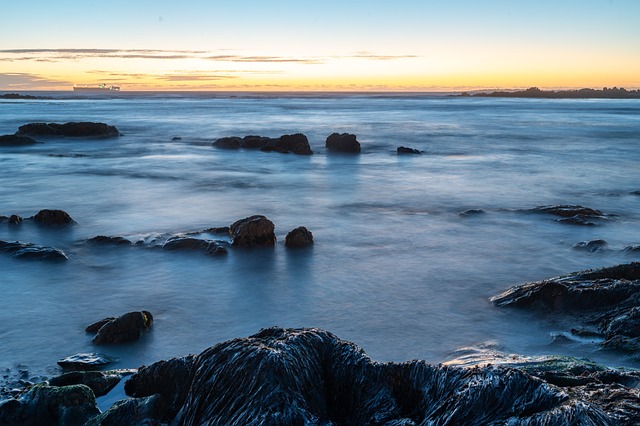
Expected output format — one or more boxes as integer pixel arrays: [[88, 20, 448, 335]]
[[88, 311, 153, 345]]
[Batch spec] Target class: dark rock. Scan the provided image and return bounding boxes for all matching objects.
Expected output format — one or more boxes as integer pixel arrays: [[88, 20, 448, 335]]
[[57, 353, 114, 371], [172, 136, 182, 141], [0, 134, 38, 146], [16, 122, 120, 138], [623, 245, 640, 253], [32, 209, 75, 225], [48, 371, 124, 397], [90, 311, 153, 344], [85, 318, 116, 333], [0, 384, 100, 426], [0, 240, 68, 261], [285, 226, 314, 248], [7, 215, 22, 225], [120, 327, 637, 425], [529, 204, 606, 225], [229, 215, 276, 248], [459, 209, 486, 217], [194, 226, 230, 235], [162, 237, 227, 256], [0, 93, 50, 100], [212, 136, 242, 149], [492, 262, 640, 357], [241, 135, 271, 149], [83, 394, 164, 426], [573, 239, 608, 252], [397, 146, 421, 154], [326, 132, 361, 153], [86, 235, 132, 246], [269, 133, 313, 155]]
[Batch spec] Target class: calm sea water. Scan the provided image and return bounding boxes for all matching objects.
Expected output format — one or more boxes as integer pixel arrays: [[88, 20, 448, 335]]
[[1, 92, 640, 379]]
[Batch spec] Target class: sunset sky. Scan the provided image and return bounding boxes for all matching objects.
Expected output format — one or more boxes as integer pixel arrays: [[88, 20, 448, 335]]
[[2, 0, 639, 91]]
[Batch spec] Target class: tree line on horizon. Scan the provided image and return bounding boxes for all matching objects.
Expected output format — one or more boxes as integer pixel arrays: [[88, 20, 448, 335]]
[[461, 86, 640, 99]]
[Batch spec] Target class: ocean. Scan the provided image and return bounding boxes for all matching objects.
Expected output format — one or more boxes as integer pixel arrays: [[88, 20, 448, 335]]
[[1, 92, 639, 381]]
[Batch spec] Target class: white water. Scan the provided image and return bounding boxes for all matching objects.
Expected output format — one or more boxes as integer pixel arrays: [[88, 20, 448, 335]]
[[1, 93, 640, 380]]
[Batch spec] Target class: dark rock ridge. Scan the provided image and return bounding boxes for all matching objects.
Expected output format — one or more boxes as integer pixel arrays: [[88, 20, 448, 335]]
[[0, 92, 51, 100], [110, 327, 639, 425], [285, 226, 314, 248], [16, 122, 120, 138], [529, 204, 607, 225], [31, 208, 75, 225], [491, 262, 640, 356], [326, 132, 361, 153], [0, 134, 38, 146], [162, 236, 228, 256], [229, 215, 276, 248], [0, 240, 68, 261], [86, 235, 132, 246], [213, 133, 313, 155], [87, 311, 153, 345], [0, 215, 23, 225], [397, 146, 421, 154]]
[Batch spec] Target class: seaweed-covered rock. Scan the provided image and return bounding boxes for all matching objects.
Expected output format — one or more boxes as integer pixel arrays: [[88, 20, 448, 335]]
[[492, 263, 640, 356], [0, 240, 68, 261], [0, 134, 38, 146], [83, 394, 164, 426], [285, 226, 314, 248], [0, 384, 100, 426], [89, 311, 153, 345], [120, 327, 638, 425], [31, 209, 75, 225], [326, 132, 361, 153], [16, 122, 120, 138], [49, 370, 125, 397], [229, 215, 276, 248]]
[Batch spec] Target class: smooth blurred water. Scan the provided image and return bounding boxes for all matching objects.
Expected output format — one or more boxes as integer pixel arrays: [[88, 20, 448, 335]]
[[1, 93, 640, 378]]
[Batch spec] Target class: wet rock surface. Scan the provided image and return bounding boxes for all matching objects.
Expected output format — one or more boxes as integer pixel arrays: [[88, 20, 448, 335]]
[[57, 353, 114, 371], [0, 134, 38, 146], [16, 122, 120, 138], [326, 132, 361, 153], [492, 262, 640, 357], [229, 215, 276, 248], [397, 146, 421, 154], [529, 204, 607, 226], [163, 237, 228, 256], [213, 133, 313, 154], [118, 327, 640, 425], [0, 240, 68, 261], [285, 226, 314, 248], [31, 209, 75, 226], [88, 311, 153, 345], [85, 235, 132, 246], [48, 370, 127, 397], [573, 239, 608, 252]]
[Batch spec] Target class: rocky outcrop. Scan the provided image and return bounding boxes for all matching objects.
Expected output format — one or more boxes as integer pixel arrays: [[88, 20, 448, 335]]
[[229, 215, 276, 248], [0, 134, 38, 146], [162, 237, 227, 256], [529, 204, 607, 225], [325, 132, 361, 153], [31, 209, 75, 225], [0, 240, 68, 261], [86, 235, 132, 246], [48, 371, 126, 397], [0, 384, 100, 426], [573, 239, 608, 252], [117, 327, 639, 425], [397, 146, 421, 154], [285, 226, 314, 248], [87, 311, 153, 345], [491, 262, 640, 357], [16, 122, 120, 138], [213, 133, 313, 155]]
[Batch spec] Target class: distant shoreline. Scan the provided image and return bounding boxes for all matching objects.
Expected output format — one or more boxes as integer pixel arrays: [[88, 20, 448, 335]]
[[462, 86, 640, 99]]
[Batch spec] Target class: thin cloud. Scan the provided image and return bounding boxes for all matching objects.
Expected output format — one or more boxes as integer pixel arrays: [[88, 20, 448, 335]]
[[0, 72, 72, 89]]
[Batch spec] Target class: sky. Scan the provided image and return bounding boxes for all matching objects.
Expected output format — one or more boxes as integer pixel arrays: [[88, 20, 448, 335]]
[[1, 0, 639, 91]]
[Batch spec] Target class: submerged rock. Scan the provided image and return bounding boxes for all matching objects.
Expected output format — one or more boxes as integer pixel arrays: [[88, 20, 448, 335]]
[[0, 384, 100, 426], [229, 215, 276, 248], [491, 262, 640, 356], [86, 235, 132, 246], [0, 240, 68, 261], [89, 311, 153, 345], [573, 239, 608, 252], [57, 353, 114, 371], [119, 327, 638, 425], [326, 132, 361, 153], [529, 204, 607, 225], [31, 209, 75, 225], [0, 134, 38, 146], [285, 226, 314, 248], [459, 209, 486, 217], [7, 215, 22, 225], [397, 146, 421, 154], [163, 237, 227, 256], [16, 122, 120, 138]]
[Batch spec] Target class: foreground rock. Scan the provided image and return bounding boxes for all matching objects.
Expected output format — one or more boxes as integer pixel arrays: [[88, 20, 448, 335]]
[[285, 226, 314, 248], [113, 327, 640, 425], [16, 122, 120, 138], [213, 133, 313, 155], [325, 132, 361, 153], [57, 353, 114, 371], [229, 215, 276, 248], [49, 370, 129, 397], [0, 240, 68, 261], [0, 134, 38, 146], [87, 311, 153, 344], [529, 204, 607, 225], [31, 209, 75, 225], [491, 262, 640, 357]]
